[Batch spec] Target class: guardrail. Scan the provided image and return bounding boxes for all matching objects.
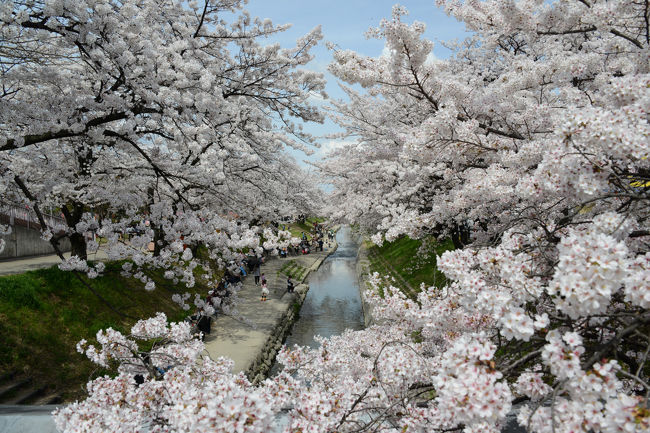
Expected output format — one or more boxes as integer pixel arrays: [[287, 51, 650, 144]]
[[0, 202, 66, 231]]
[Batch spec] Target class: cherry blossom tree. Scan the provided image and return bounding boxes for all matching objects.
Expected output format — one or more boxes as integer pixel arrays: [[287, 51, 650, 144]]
[[309, 0, 649, 431], [0, 0, 324, 279], [11, 0, 650, 432], [54, 312, 301, 433]]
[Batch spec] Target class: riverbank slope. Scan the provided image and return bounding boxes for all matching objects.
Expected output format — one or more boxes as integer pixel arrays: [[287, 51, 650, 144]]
[[0, 262, 209, 403], [356, 235, 453, 325]]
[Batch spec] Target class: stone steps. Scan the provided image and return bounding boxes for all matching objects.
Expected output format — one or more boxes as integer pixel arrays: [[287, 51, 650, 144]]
[[32, 392, 63, 405], [0, 372, 61, 405], [0, 377, 31, 401], [5, 386, 46, 405]]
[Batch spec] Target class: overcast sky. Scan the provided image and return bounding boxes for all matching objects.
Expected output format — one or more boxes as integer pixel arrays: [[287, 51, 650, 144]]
[[241, 1, 469, 165]]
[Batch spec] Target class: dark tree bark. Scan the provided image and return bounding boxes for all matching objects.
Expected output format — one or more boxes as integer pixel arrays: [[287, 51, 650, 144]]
[[451, 223, 471, 250], [61, 202, 87, 260], [152, 223, 166, 257], [69, 232, 88, 260]]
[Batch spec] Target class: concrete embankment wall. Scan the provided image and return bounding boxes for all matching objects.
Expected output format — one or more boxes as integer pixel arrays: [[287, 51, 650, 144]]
[[355, 240, 376, 327], [245, 283, 309, 384], [0, 224, 70, 260]]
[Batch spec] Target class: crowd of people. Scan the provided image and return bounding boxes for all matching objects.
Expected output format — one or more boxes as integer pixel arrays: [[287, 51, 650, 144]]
[[187, 221, 335, 334], [283, 222, 333, 256], [186, 253, 261, 337]]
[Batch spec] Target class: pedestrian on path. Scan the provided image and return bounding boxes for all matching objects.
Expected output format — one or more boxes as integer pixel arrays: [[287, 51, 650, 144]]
[[261, 273, 266, 286], [287, 276, 294, 293], [261, 280, 269, 301], [253, 265, 261, 285]]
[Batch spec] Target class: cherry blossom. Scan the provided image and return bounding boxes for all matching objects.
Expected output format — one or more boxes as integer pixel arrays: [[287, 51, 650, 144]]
[[315, 0, 649, 431], [3, 0, 648, 431]]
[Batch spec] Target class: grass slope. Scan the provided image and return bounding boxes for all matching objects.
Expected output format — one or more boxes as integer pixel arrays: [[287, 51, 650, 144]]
[[0, 261, 210, 401], [285, 217, 326, 239], [369, 236, 454, 296], [0, 217, 322, 402]]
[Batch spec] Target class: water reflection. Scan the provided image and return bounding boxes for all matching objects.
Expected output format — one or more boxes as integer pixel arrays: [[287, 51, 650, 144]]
[[277, 225, 364, 352], [268, 226, 365, 429]]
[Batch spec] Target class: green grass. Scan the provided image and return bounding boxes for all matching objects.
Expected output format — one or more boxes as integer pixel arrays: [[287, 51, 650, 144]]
[[278, 260, 307, 281], [369, 236, 454, 294], [0, 261, 212, 401], [285, 217, 325, 239]]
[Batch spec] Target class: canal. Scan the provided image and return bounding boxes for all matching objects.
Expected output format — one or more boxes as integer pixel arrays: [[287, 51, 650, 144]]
[[276, 225, 364, 353], [269, 226, 524, 433]]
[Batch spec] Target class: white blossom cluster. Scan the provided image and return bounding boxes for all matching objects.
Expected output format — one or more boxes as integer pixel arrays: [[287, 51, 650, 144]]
[[2, 0, 648, 431], [57, 313, 288, 433], [312, 0, 650, 431]]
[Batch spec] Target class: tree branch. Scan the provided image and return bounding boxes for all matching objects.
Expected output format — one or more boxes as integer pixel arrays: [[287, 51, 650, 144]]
[[2, 108, 159, 151]]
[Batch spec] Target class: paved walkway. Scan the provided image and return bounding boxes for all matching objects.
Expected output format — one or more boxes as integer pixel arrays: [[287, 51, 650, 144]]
[[203, 238, 337, 373], [0, 250, 109, 276]]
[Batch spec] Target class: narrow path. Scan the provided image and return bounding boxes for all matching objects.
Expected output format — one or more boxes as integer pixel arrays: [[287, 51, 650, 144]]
[[203, 237, 338, 373], [0, 250, 109, 275]]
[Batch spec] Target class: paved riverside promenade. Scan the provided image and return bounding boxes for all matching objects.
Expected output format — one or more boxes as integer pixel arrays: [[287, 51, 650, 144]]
[[0, 250, 109, 276], [203, 238, 337, 374]]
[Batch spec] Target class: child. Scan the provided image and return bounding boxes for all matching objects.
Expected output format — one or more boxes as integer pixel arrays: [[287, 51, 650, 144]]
[[261, 273, 267, 286], [261, 280, 269, 301]]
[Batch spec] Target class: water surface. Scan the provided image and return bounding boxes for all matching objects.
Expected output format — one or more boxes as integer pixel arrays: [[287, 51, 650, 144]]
[[281, 225, 364, 350]]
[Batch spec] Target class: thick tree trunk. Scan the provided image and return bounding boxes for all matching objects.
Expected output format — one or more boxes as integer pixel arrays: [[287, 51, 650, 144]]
[[61, 202, 87, 260], [451, 223, 470, 250], [191, 242, 200, 258], [152, 224, 166, 257], [69, 232, 88, 260]]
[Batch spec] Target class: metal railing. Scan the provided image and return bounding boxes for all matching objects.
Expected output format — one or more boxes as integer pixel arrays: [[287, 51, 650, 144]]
[[0, 201, 66, 231]]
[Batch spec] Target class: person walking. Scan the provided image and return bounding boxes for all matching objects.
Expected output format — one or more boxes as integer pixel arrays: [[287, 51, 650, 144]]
[[261, 273, 267, 287], [253, 264, 261, 285], [287, 276, 294, 294], [261, 280, 269, 301]]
